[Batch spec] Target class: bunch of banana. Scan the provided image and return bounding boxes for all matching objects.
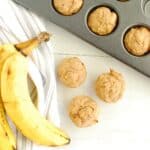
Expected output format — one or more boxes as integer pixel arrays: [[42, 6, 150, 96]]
[[0, 32, 70, 150]]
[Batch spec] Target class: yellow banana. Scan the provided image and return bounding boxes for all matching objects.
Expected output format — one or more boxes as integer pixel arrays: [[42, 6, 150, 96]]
[[0, 123, 15, 150], [0, 50, 16, 150], [0, 31, 49, 150], [0, 32, 70, 146]]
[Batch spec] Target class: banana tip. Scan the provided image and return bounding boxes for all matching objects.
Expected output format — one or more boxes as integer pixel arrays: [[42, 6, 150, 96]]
[[38, 32, 51, 42], [13, 147, 17, 150], [66, 138, 71, 145]]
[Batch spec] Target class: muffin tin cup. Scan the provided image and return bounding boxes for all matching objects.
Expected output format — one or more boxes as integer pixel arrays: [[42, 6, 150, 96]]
[[13, 0, 150, 77]]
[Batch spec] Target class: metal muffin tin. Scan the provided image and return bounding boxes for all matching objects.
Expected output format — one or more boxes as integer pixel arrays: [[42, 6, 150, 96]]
[[13, 0, 150, 77]]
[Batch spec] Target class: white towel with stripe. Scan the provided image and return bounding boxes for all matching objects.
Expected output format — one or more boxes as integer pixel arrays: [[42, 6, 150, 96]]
[[0, 0, 60, 149]]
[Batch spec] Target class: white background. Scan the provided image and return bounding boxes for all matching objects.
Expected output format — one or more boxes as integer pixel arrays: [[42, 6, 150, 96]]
[[1, 0, 150, 149], [45, 20, 150, 150]]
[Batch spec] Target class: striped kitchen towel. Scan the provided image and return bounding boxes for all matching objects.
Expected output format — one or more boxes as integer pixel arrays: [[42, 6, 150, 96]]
[[0, 0, 60, 149]]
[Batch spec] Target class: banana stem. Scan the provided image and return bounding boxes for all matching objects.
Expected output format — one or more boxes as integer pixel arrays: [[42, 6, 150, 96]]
[[15, 32, 51, 56]]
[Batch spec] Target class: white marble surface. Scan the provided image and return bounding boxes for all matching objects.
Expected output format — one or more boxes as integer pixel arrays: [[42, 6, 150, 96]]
[[1, 0, 149, 149], [45, 21, 150, 150]]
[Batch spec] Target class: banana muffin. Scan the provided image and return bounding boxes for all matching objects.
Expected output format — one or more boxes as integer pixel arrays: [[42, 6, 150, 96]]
[[57, 57, 87, 88], [124, 26, 150, 56], [95, 69, 125, 103], [53, 0, 83, 16], [68, 96, 99, 127], [87, 6, 118, 35]]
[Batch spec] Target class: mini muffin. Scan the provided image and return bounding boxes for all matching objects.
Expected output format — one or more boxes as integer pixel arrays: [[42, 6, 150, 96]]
[[124, 26, 150, 56], [57, 57, 86, 88], [53, 0, 83, 16], [87, 6, 118, 35], [68, 96, 99, 127], [95, 69, 125, 103]]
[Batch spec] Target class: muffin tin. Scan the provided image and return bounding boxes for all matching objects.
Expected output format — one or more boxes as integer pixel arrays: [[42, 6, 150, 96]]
[[13, 0, 150, 77]]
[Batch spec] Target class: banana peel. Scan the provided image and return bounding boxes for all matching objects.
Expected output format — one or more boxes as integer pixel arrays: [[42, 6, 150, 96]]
[[0, 123, 15, 150], [0, 100, 16, 150], [0, 32, 70, 147], [0, 50, 17, 150], [0, 32, 50, 150]]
